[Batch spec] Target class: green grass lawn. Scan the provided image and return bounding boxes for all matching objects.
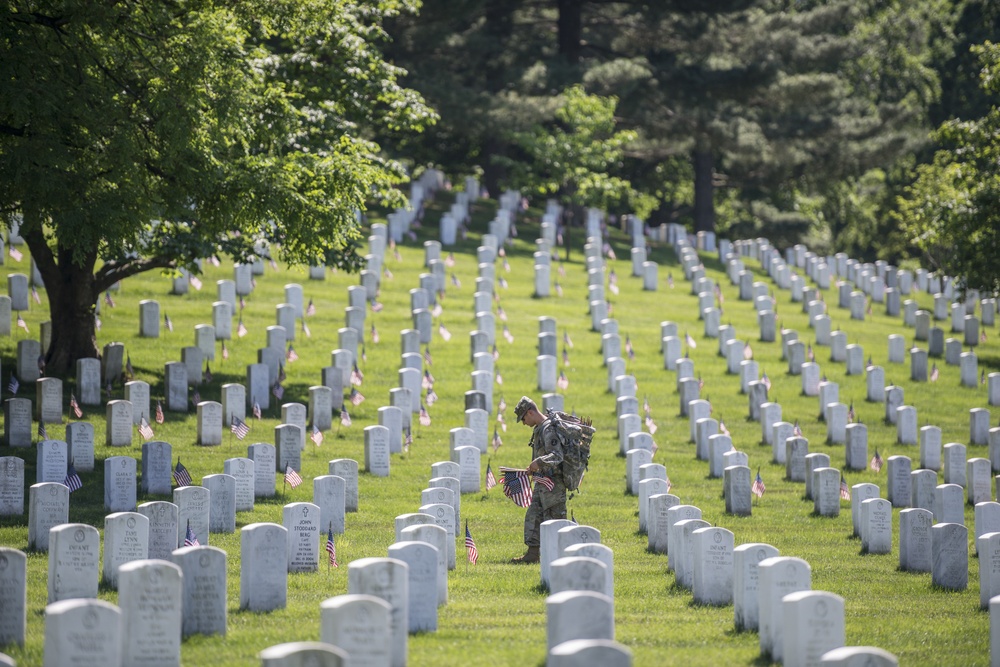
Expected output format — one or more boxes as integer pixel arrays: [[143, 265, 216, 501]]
[[0, 192, 996, 666]]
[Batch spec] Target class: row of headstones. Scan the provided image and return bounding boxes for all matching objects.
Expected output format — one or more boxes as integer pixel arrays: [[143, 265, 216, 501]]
[[10, 445, 361, 531]]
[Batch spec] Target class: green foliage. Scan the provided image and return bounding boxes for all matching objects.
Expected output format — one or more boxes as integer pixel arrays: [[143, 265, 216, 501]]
[[897, 42, 1000, 295], [497, 85, 652, 217], [0, 0, 434, 274]]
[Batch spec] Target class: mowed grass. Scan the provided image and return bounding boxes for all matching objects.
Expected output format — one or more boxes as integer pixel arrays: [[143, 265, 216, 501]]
[[0, 192, 996, 666]]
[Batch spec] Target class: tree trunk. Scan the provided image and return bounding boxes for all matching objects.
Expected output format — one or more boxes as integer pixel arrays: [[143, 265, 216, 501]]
[[557, 0, 583, 66], [693, 148, 716, 234], [45, 264, 99, 375], [21, 217, 100, 375]]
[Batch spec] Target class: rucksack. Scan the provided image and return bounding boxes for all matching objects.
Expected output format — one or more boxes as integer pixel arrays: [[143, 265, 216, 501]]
[[545, 410, 595, 491]]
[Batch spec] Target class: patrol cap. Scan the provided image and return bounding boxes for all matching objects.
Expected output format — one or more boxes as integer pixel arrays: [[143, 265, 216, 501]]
[[514, 396, 536, 423]]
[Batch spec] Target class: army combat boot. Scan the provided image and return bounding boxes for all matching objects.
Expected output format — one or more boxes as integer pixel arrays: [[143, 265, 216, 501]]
[[510, 546, 540, 563]]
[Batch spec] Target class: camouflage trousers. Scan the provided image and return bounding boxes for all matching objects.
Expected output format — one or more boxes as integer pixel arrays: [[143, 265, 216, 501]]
[[523, 477, 567, 547]]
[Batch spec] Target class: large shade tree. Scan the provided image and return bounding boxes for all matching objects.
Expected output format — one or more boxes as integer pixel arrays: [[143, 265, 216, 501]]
[[0, 0, 434, 373]]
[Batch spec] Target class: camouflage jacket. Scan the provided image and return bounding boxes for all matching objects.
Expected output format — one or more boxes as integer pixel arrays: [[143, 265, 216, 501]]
[[529, 418, 565, 478]]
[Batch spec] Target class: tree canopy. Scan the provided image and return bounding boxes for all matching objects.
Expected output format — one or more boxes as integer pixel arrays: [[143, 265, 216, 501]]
[[0, 0, 434, 371]]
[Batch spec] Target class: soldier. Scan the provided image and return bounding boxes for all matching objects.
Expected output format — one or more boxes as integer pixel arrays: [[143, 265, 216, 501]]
[[511, 396, 567, 563]]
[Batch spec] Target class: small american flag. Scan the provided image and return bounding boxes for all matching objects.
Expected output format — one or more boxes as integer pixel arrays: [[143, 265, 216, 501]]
[[498, 305, 507, 322], [555, 281, 563, 297], [752, 468, 765, 498], [104, 290, 116, 307], [271, 383, 284, 400], [253, 401, 262, 419], [36, 421, 47, 440], [189, 275, 202, 290], [204, 363, 213, 383], [70, 393, 83, 418], [311, 425, 324, 446], [426, 388, 438, 406], [419, 404, 431, 426], [563, 331, 573, 348], [404, 428, 412, 452], [465, 521, 479, 564], [438, 323, 451, 341], [164, 313, 173, 332], [497, 412, 506, 432], [492, 344, 499, 361], [503, 325, 514, 344], [8, 375, 19, 395], [210, 256, 221, 267], [351, 364, 364, 387], [371, 324, 380, 344], [719, 419, 730, 436], [340, 407, 352, 427], [31, 285, 40, 304], [125, 355, 134, 379], [625, 335, 634, 360], [349, 388, 365, 406], [840, 475, 851, 500], [138, 417, 154, 441], [793, 421, 803, 437], [326, 525, 338, 567], [498, 276, 508, 289], [192, 389, 201, 406], [498, 396, 507, 413], [563, 347, 570, 366], [16, 313, 28, 333], [237, 319, 248, 337], [744, 342, 753, 360], [222, 341, 229, 360], [685, 332, 697, 349], [239, 296, 246, 311], [231, 417, 250, 439], [761, 371, 772, 392], [422, 370, 435, 390], [534, 475, 555, 492], [8, 246, 22, 261], [302, 320, 311, 338], [847, 402, 855, 424], [423, 346, 432, 365], [155, 400, 165, 424], [558, 262, 566, 277], [645, 415, 658, 435], [492, 428, 503, 452], [371, 300, 384, 313], [286, 345, 298, 362], [174, 459, 192, 487], [486, 462, 498, 490], [557, 372, 569, 390], [306, 299, 316, 316], [284, 464, 303, 489], [503, 257, 511, 273], [383, 266, 393, 280], [870, 448, 884, 473], [500, 467, 534, 507], [63, 463, 83, 493], [808, 343, 815, 362], [445, 252, 455, 267], [496, 371, 503, 386], [451, 273, 461, 288], [668, 273, 674, 288], [184, 521, 200, 547]]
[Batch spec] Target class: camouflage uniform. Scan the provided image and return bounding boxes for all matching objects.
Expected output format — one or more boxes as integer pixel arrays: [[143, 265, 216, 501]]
[[523, 416, 567, 547]]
